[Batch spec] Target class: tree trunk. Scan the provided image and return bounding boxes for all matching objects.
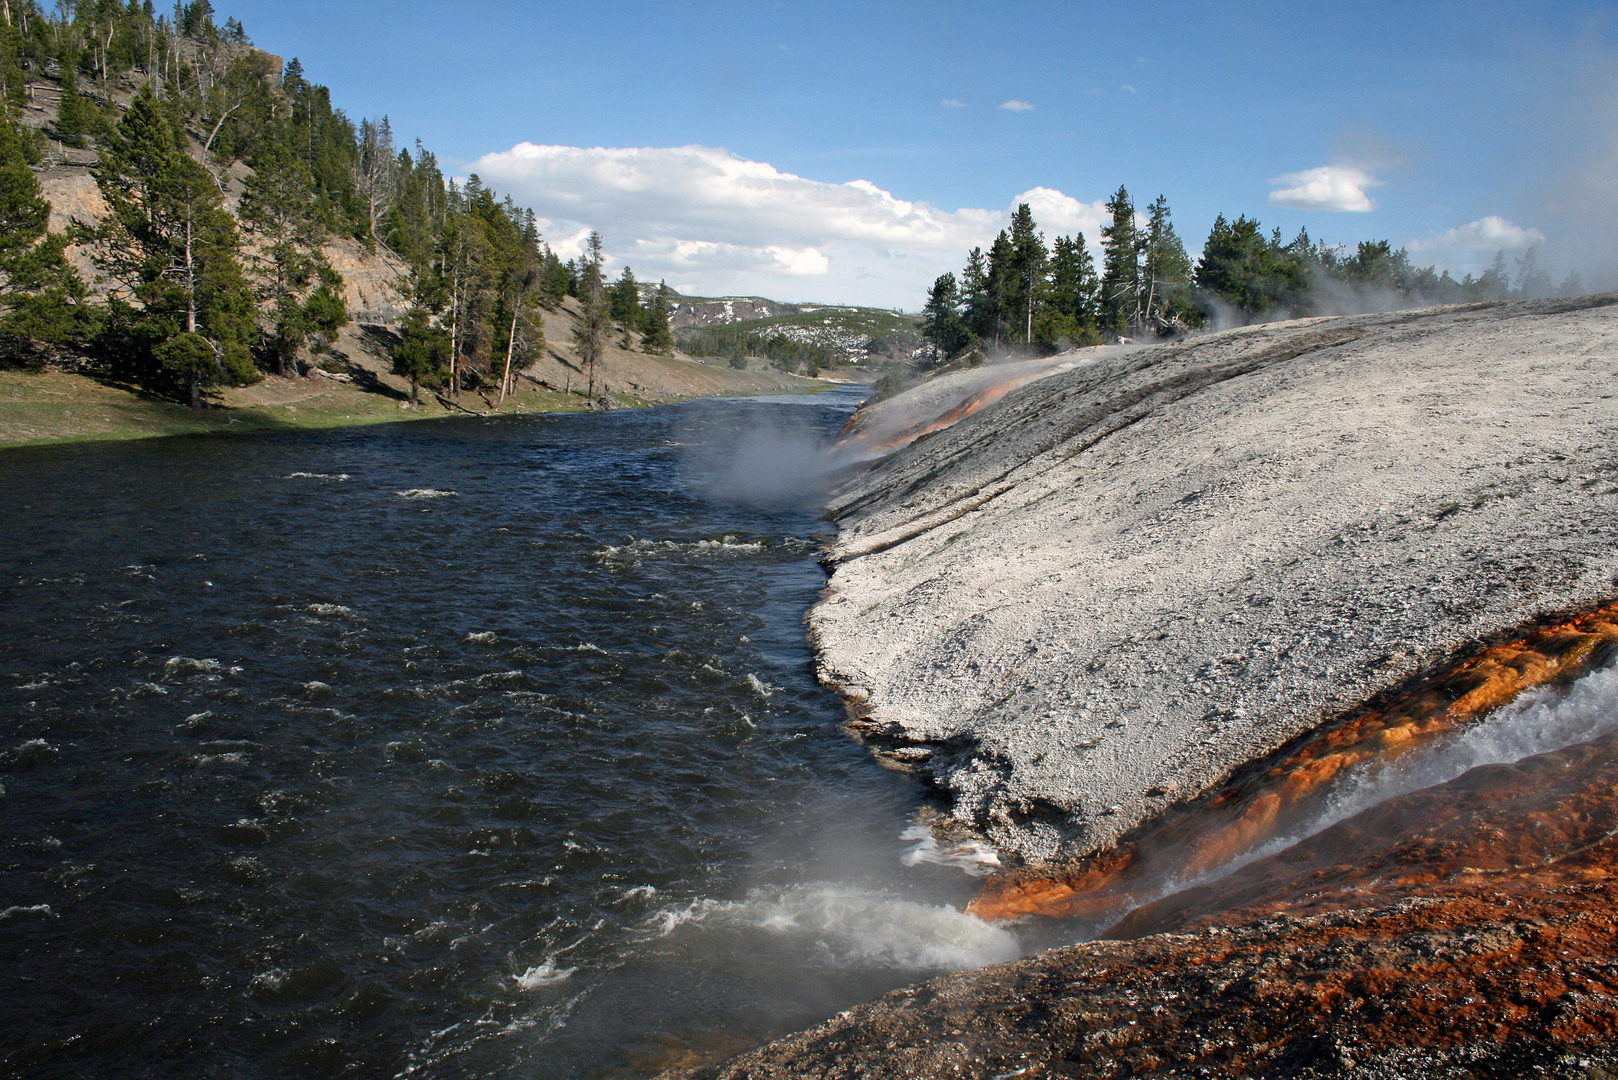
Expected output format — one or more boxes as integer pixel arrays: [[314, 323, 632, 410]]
[[189, 371, 201, 409], [498, 308, 517, 405], [184, 215, 196, 334], [449, 268, 460, 395], [411, 374, 418, 405]]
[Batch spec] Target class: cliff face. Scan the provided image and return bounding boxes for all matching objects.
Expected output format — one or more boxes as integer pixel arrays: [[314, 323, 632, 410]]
[[810, 296, 1618, 865]]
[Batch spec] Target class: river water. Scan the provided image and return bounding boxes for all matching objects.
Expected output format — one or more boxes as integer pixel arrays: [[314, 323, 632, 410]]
[[0, 389, 1018, 1079]]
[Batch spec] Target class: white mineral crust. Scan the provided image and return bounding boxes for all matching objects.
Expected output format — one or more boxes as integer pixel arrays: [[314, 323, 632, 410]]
[[810, 297, 1618, 864]]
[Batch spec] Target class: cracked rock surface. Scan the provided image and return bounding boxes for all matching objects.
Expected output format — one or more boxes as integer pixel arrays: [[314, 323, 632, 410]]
[[809, 296, 1618, 864]]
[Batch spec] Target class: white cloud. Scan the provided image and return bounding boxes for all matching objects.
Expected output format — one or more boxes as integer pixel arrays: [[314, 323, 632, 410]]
[[1015, 187, 1110, 239], [466, 143, 1101, 308], [1120, 84, 1136, 94], [1407, 215, 1546, 254], [1267, 165, 1382, 212], [941, 98, 968, 108], [998, 100, 1035, 112]]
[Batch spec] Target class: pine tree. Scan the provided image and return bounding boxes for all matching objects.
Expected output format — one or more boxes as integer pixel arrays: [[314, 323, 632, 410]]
[[89, 84, 256, 395], [239, 138, 340, 375], [1140, 195, 1193, 331], [391, 304, 448, 405], [495, 263, 543, 405], [1006, 203, 1048, 346], [0, 16, 27, 111], [1044, 233, 1098, 346], [571, 230, 607, 397], [921, 271, 970, 362], [352, 116, 398, 248], [1099, 185, 1140, 336], [607, 264, 639, 327], [1193, 214, 1306, 319], [54, 58, 94, 149], [961, 246, 995, 343], [0, 116, 89, 359], [984, 229, 1015, 347], [639, 280, 673, 354]]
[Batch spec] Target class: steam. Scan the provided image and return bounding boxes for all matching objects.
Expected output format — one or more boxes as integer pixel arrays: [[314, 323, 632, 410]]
[[698, 420, 845, 506]]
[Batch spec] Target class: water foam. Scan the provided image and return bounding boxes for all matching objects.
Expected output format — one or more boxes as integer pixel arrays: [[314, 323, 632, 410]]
[[162, 656, 225, 679], [286, 472, 351, 481], [396, 489, 456, 499], [513, 958, 576, 990], [899, 824, 1004, 877], [648, 883, 1020, 972]]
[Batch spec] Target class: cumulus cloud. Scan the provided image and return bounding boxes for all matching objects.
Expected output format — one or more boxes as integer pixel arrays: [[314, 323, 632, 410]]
[[1407, 215, 1546, 254], [466, 143, 1099, 308], [1267, 165, 1382, 212], [941, 98, 968, 108], [1014, 187, 1110, 239], [998, 99, 1035, 112]]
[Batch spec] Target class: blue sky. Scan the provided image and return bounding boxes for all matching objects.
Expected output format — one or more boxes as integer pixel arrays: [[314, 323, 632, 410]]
[[223, 0, 1616, 307]]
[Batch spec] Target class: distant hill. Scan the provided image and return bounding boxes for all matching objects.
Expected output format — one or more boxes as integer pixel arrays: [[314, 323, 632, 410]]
[[667, 290, 923, 367]]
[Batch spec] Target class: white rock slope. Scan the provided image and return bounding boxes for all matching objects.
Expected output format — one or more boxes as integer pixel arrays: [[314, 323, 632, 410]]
[[810, 297, 1618, 864]]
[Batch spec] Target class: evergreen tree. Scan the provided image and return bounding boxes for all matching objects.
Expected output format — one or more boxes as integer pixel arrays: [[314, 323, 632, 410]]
[[1193, 214, 1306, 318], [640, 280, 673, 354], [961, 246, 995, 343], [1513, 247, 1552, 298], [1140, 194, 1193, 330], [391, 304, 448, 405], [1005, 202, 1048, 346], [1475, 251, 1510, 301], [0, 15, 25, 111], [1099, 185, 1140, 336], [239, 138, 340, 375], [494, 263, 543, 404], [984, 229, 1016, 346], [1043, 233, 1099, 346], [607, 264, 639, 327], [54, 59, 94, 149], [89, 84, 256, 394], [152, 328, 212, 407], [0, 116, 90, 359], [571, 230, 607, 397], [921, 271, 970, 361], [539, 244, 569, 303], [352, 116, 398, 247]]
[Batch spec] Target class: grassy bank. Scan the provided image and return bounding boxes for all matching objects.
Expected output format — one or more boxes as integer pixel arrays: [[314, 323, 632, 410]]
[[0, 366, 837, 449]]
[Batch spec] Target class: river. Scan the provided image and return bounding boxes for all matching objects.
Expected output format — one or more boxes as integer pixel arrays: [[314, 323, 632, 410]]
[[0, 389, 1018, 1079]]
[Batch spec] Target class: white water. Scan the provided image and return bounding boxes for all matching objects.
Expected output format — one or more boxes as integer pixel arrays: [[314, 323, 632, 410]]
[[649, 882, 1020, 972]]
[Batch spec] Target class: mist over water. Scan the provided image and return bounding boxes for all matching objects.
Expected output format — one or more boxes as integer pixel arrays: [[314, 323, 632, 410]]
[[0, 388, 1014, 1080]]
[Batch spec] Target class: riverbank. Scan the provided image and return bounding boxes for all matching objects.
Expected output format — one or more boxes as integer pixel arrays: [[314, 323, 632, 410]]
[[0, 356, 837, 448], [657, 295, 1618, 1076]]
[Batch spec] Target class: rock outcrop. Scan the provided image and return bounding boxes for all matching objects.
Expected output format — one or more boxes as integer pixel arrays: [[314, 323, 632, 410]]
[[811, 296, 1618, 865], [657, 296, 1618, 1079]]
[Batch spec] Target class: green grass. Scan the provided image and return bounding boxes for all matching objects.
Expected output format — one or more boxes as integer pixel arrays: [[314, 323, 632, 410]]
[[0, 366, 839, 450], [0, 369, 600, 449]]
